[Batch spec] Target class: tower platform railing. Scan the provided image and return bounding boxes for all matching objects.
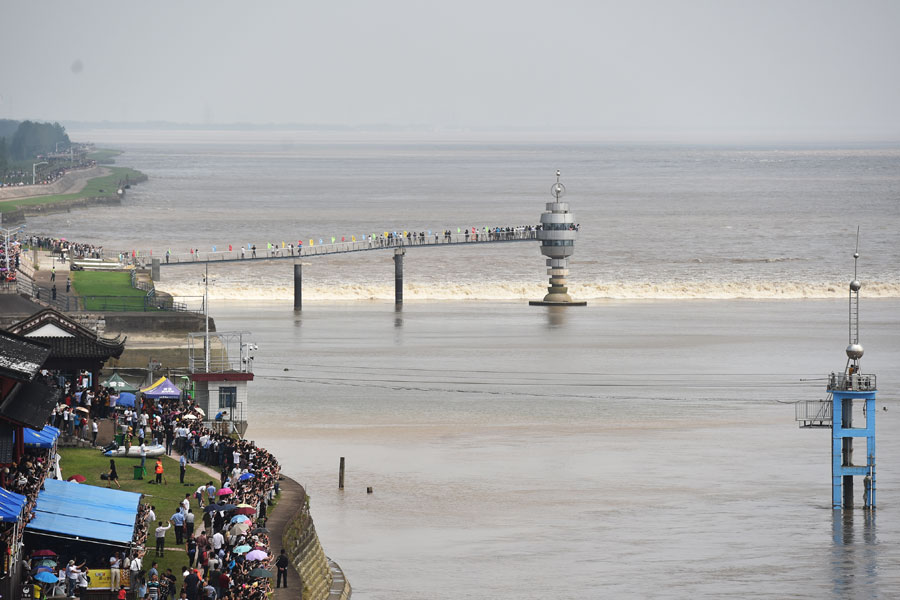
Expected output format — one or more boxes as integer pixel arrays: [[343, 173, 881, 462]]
[[827, 373, 876, 392], [796, 400, 832, 428]]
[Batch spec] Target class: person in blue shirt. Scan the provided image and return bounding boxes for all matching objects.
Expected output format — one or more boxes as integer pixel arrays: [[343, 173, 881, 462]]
[[170, 508, 185, 544]]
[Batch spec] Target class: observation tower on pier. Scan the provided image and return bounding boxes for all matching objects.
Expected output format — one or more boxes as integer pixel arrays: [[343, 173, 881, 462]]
[[795, 231, 876, 509], [530, 171, 586, 306]]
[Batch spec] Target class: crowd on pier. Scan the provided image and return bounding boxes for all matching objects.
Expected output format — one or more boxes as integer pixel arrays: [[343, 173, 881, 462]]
[[28, 236, 105, 260]]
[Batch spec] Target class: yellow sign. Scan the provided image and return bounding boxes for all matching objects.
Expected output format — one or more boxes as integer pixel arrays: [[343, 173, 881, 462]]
[[85, 569, 131, 590]]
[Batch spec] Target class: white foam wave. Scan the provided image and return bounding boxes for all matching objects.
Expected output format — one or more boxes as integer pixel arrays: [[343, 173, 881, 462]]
[[156, 280, 900, 301]]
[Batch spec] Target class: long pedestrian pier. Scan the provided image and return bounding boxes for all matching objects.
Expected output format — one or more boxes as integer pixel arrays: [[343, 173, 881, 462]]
[[146, 229, 541, 308], [153, 229, 538, 266]]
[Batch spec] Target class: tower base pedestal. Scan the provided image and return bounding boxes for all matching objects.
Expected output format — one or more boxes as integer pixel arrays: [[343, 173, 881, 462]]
[[529, 283, 586, 306], [529, 300, 587, 306]]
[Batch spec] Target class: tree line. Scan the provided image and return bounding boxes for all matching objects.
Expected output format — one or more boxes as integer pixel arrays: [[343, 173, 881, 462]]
[[0, 119, 71, 174]]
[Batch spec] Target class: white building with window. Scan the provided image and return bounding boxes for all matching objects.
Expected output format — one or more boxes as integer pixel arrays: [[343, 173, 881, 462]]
[[187, 331, 255, 436]]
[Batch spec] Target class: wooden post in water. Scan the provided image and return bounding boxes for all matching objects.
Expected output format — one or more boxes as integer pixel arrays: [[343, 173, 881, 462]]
[[393, 248, 405, 305], [339, 457, 345, 489], [293, 262, 302, 311]]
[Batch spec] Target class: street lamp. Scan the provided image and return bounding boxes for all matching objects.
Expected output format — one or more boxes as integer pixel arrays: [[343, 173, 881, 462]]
[[32, 161, 48, 185]]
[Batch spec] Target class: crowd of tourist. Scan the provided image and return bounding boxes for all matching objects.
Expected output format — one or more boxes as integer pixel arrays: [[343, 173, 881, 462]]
[[16, 370, 286, 600], [115, 223, 549, 266], [0, 377, 58, 583], [128, 423, 281, 599], [0, 158, 97, 188], [0, 237, 21, 285], [27, 236, 105, 261]]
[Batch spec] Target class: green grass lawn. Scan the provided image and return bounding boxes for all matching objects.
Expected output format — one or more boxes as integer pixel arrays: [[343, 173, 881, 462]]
[[71, 271, 143, 296], [86, 148, 123, 163], [71, 271, 154, 311], [0, 166, 145, 213], [59, 447, 217, 587]]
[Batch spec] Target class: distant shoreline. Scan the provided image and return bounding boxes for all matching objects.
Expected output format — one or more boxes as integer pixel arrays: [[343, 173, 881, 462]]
[[0, 148, 147, 224]]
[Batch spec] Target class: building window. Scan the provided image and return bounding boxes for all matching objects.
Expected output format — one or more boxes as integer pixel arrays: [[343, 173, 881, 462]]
[[219, 386, 237, 408]]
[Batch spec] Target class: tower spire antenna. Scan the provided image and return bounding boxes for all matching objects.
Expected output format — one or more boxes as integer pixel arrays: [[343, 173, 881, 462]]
[[846, 226, 863, 372], [797, 226, 877, 511]]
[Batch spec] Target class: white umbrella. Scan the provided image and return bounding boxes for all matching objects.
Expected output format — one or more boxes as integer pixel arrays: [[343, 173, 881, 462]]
[[231, 521, 251, 535], [182, 414, 198, 420]]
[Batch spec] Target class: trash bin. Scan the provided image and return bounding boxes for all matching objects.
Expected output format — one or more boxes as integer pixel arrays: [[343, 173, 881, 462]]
[[115, 433, 125, 446], [133, 465, 144, 480]]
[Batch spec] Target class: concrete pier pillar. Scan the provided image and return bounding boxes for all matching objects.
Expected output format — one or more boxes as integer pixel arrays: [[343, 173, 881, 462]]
[[293, 262, 302, 311], [151, 258, 160, 281], [393, 248, 405, 305]]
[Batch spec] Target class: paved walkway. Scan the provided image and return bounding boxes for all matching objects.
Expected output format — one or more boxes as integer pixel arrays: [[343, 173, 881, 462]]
[[30, 251, 77, 307], [0, 166, 108, 200]]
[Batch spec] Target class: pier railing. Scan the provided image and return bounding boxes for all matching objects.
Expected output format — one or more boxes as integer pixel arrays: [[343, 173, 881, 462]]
[[122, 229, 541, 267], [827, 373, 877, 392], [796, 400, 832, 428]]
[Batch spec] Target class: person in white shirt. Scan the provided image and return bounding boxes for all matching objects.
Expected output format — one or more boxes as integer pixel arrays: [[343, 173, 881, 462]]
[[91, 419, 99, 445], [65, 559, 85, 597], [110, 552, 121, 590], [130, 554, 144, 590], [155, 521, 171, 557], [211, 531, 224, 551]]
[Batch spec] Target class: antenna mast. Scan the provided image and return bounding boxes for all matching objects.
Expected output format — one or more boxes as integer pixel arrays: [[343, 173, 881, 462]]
[[845, 227, 863, 373]]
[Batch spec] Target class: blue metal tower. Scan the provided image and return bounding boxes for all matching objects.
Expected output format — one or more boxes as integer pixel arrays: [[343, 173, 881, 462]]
[[797, 232, 876, 509]]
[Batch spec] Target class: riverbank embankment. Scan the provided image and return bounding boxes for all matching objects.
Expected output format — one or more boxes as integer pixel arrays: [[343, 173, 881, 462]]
[[0, 165, 108, 200], [0, 165, 147, 224]]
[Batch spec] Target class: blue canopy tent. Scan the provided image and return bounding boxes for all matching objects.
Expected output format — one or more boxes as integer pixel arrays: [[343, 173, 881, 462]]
[[22, 425, 60, 449], [26, 479, 142, 546], [140, 377, 183, 399], [116, 392, 136, 408], [0, 488, 27, 523]]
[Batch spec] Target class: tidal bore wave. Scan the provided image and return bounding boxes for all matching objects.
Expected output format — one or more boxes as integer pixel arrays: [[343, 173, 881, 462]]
[[157, 280, 900, 301]]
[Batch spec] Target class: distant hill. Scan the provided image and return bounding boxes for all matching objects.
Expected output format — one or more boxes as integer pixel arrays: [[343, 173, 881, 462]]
[[0, 119, 19, 140]]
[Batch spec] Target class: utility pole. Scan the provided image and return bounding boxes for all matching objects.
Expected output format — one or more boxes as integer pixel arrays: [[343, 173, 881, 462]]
[[204, 263, 210, 372], [32, 161, 48, 185]]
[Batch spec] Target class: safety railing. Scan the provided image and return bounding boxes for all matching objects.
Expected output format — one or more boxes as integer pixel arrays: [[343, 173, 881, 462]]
[[118, 229, 542, 266], [17, 273, 201, 313], [827, 373, 877, 392], [796, 400, 832, 427]]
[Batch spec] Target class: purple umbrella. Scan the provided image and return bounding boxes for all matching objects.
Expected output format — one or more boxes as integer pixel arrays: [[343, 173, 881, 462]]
[[245, 549, 268, 562]]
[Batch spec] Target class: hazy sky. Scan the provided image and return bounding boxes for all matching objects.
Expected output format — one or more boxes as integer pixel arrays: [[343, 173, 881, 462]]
[[2, 0, 899, 139]]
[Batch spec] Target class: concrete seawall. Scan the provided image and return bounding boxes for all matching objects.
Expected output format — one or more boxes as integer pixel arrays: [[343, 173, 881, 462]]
[[272, 476, 352, 600]]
